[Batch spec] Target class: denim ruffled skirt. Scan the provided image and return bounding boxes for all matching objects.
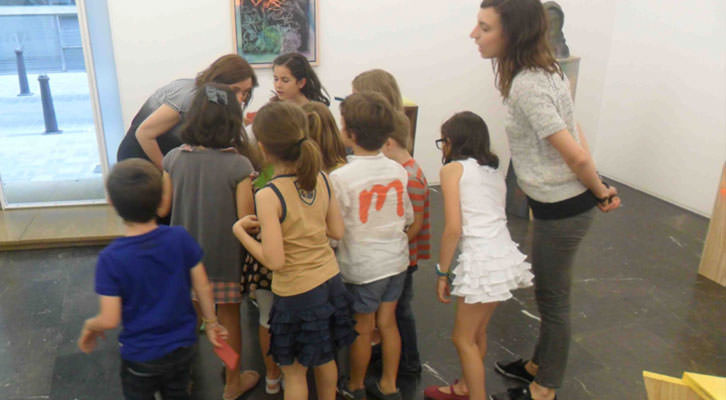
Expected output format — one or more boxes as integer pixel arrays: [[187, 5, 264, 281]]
[[268, 274, 357, 367]]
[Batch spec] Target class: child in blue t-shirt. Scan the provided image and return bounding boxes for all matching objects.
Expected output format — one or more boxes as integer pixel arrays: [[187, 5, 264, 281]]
[[77, 159, 227, 400]]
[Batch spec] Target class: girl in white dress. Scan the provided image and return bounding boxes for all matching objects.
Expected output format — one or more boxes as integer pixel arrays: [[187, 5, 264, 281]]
[[424, 111, 533, 400]]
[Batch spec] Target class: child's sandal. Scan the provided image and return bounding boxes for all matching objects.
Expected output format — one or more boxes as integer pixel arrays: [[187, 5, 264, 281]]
[[265, 374, 283, 394]]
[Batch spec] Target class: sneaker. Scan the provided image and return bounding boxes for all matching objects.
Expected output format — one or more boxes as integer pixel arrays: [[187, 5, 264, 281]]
[[365, 381, 402, 400], [494, 359, 535, 383], [489, 386, 557, 400], [338, 381, 366, 400]]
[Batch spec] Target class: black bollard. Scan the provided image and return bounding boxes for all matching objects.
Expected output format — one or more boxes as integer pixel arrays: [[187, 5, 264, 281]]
[[38, 74, 61, 134], [15, 48, 32, 96]]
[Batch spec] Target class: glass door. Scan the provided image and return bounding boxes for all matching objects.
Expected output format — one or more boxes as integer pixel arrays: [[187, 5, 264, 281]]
[[0, 0, 107, 208]]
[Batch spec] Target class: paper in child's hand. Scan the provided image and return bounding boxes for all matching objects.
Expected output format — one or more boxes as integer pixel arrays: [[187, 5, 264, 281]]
[[213, 339, 239, 370]]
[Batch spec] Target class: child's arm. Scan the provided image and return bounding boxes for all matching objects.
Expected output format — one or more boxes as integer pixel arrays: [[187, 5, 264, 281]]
[[436, 162, 463, 304], [233, 188, 285, 270], [157, 171, 173, 218], [235, 177, 254, 219], [78, 295, 121, 353], [326, 186, 345, 240], [403, 176, 414, 228], [405, 176, 426, 241], [190, 262, 228, 347], [406, 210, 424, 242]]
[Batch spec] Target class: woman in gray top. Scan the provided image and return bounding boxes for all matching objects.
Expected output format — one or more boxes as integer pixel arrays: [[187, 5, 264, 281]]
[[117, 54, 258, 169], [468, 1, 620, 400]]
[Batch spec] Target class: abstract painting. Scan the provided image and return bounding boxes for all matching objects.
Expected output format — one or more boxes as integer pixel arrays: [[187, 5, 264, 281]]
[[233, 0, 319, 67]]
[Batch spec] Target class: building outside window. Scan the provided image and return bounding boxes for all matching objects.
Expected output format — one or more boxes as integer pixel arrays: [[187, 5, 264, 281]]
[[0, 0, 118, 208]]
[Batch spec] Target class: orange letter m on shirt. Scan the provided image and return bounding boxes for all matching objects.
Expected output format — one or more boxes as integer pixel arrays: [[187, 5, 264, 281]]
[[358, 180, 405, 223]]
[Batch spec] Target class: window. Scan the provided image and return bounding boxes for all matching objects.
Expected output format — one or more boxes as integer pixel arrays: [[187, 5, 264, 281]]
[[0, 0, 120, 208]]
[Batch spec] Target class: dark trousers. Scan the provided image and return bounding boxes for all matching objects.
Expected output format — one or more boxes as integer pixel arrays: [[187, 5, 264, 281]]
[[395, 266, 421, 371], [120, 345, 195, 400], [531, 209, 594, 389]]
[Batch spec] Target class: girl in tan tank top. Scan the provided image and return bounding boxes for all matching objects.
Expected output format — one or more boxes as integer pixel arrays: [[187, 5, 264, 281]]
[[233, 102, 357, 400]]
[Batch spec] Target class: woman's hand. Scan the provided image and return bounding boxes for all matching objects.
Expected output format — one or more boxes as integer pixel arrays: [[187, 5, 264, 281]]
[[597, 185, 621, 213], [437, 276, 452, 304]]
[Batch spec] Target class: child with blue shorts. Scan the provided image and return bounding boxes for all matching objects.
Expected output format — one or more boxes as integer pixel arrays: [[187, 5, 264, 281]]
[[331, 92, 414, 400]]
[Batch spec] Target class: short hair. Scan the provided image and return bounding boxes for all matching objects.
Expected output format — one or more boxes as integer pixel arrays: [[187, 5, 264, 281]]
[[352, 69, 403, 111], [106, 159, 162, 223], [340, 91, 394, 151]]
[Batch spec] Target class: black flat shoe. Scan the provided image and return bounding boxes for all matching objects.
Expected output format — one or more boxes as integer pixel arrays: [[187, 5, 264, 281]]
[[489, 386, 556, 400]]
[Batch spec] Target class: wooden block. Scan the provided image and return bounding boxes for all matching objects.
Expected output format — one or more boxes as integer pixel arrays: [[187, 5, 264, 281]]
[[698, 162, 726, 286], [643, 371, 701, 400], [682, 372, 726, 400]]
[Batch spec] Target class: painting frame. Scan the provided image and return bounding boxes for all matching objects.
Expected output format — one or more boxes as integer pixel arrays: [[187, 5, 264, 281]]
[[231, 0, 320, 68]]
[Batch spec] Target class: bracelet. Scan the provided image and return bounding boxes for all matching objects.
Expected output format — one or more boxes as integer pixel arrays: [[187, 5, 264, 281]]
[[202, 317, 218, 324], [596, 180, 615, 204], [435, 264, 450, 277]]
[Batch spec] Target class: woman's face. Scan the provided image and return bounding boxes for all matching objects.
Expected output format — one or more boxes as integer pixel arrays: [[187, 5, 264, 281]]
[[470, 7, 506, 59], [229, 78, 254, 105], [273, 65, 306, 101]]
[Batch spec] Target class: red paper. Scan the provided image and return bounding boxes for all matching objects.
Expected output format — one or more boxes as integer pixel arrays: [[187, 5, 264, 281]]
[[213, 339, 239, 370]]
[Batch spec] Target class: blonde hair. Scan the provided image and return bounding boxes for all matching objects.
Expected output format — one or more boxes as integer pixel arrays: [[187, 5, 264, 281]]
[[388, 111, 412, 152], [301, 102, 347, 173], [352, 69, 403, 111], [253, 102, 322, 191]]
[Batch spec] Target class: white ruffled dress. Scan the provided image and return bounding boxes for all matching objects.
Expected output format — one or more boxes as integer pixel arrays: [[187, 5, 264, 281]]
[[450, 158, 533, 304]]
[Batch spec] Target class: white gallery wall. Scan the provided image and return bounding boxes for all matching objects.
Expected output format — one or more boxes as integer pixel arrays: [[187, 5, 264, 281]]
[[593, 0, 726, 216], [105, 0, 725, 217]]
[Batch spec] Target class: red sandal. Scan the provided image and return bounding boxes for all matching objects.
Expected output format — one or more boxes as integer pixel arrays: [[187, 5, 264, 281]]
[[423, 383, 469, 400]]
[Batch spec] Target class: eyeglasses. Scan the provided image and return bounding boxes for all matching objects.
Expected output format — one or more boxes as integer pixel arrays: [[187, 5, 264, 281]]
[[435, 138, 447, 150]]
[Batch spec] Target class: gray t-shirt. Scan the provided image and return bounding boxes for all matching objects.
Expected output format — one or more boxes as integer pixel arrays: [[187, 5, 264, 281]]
[[117, 79, 197, 161], [505, 68, 587, 203], [163, 146, 253, 282]]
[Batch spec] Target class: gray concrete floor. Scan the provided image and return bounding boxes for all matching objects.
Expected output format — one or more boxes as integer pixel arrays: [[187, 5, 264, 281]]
[[0, 180, 723, 399]]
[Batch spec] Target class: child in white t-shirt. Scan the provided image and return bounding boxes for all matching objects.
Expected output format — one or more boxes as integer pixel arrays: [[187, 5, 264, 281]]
[[331, 91, 413, 400]]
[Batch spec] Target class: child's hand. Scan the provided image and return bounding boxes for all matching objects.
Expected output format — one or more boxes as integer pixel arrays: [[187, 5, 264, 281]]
[[436, 277, 451, 304], [234, 215, 260, 235], [205, 321, 229, 348], [77, 320, 105, 354]]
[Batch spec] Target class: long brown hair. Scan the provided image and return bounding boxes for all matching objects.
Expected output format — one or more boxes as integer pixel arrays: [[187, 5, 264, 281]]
[[195, 54, 258, 105], [302, 102, 347, 173], [480, 0, 562, 99], [273, 53, 330, 105], [253, 102, 323, 191], [180, 83, 262, 168], [352, 69, 403, 111]]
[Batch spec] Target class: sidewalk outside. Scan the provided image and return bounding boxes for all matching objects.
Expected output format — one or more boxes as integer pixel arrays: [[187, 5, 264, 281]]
[[0, 71, 101, 184]]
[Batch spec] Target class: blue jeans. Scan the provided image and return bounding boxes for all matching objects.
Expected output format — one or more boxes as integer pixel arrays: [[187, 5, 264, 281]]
[[120, 345, 196, 400], [395, 266, 421, 371]]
